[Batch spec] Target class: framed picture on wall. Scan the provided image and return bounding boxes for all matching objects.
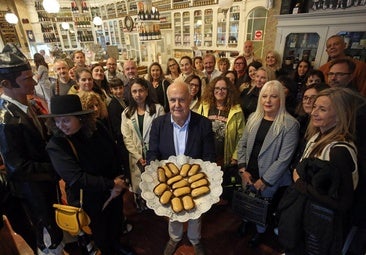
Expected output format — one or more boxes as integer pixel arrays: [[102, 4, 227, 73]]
[[26, 30, 35, 42]]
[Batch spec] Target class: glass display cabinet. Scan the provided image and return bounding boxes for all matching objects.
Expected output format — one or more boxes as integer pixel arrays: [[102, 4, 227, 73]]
[[58, 23, 78, 50], [182, 11, 190, 47], [216, 8, 227, 47], [194, 10, 202, 47], [173, 12, 182, 46], [228, 5, 240, 47], [338, 31, 366, 62], [203, 9, 213, 47], [107, 20, 122, 47], [283, 32, 320, 68], [173, 11, 190, 47]]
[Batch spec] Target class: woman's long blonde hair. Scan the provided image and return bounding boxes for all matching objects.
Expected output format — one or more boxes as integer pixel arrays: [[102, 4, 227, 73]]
[[305, 87, 358, 157], [247, 80, 289, 135]]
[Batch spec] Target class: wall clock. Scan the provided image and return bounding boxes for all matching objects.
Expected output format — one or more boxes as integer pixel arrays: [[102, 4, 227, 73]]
[[124, 16, 134, 32]]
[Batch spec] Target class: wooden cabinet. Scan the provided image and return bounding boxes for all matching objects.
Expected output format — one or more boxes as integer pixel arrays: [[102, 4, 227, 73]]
[[0, 11, 20, 46], [57, 23, 78, 50], [228, 6, 240, 47], [172, 11, 191, 47], [172, 4, 245, 57], [275, 8, 366, 68], [203, 9, 213, 47], [34, 0, 95, 50], [102, 20, 122, 47]]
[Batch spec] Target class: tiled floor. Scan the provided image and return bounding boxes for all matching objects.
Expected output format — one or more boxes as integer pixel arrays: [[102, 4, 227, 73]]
[[116, 191, 283, 255]]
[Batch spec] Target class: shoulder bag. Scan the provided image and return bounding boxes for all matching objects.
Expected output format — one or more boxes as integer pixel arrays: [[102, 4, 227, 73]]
[[53, 138, 92, 236]]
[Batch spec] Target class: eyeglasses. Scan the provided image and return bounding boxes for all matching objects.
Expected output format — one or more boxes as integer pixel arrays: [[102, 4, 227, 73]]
[[327, 72, 351, 77], [303, 95, 317, 102], [234, 62, 244, 65], [189, 83, 200, 88], [214, 87, 228, 92]]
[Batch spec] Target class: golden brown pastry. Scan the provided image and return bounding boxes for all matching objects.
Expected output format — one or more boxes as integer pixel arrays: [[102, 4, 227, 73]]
[[191, 186, 210, 198], [173, 186, 191, 197], [160, 190, 173, 205], [188, 172, 206, 184], [166, 162, 180, 175], [179, 163, 191, 177], [187, 164, 201, 176], [153, 183, 168, 196], [162, 165, 174, 178], [171, 197, 183, 213], [182, 195, 195, 211], [190, 178, 209, 189], [157, 167, 166, 183], [172, 179, 189, 189], [167, 175, 183, 186]]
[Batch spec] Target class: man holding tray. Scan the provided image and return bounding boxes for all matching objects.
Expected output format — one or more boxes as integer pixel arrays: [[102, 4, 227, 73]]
[[147, 80, 215, 255]]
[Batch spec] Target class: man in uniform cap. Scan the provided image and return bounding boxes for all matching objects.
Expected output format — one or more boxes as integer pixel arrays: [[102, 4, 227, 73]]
[[0, 43, 64, 254]]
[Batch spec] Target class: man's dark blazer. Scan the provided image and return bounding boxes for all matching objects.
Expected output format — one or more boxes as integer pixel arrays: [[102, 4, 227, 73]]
[[147, 111, 216, 163]]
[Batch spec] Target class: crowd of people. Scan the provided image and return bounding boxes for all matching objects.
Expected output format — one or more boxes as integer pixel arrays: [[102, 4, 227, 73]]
[[0, 34, 365, 255]]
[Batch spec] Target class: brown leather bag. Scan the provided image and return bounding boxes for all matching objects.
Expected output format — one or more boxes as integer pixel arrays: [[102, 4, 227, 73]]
[[0, 215, 34, 255]]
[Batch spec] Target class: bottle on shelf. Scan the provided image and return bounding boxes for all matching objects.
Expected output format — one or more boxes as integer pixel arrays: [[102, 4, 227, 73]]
[[147, 7, 152, 20], [140, 9, 145, 20], [142, 27, 148, 41], [139, 25, 143, 41], [292, 0, 308, 13], [138, 4, 144, 20], [144, 6, 149, 20], [81, 0, 88, 13], [71, 1, 79, 13], [151, 25, 156, 40]]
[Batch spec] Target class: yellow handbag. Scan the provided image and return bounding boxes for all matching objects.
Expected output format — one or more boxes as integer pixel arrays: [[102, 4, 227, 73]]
[[53, 138, 92, 236], [53, 189, 92, 236]]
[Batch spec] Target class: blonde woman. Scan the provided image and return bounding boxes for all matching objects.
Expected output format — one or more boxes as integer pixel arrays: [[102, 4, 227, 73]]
[[264, 50, 282, 80], [279, 88, 358, 254], [237, 80, 299, 247]]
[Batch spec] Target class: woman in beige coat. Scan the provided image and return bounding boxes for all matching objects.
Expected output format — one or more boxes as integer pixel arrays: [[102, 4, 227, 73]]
[[121, 78, 164, 211]]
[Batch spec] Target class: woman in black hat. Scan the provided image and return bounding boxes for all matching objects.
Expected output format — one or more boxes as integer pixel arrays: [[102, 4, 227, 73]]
[[42, 95, 134, 255]]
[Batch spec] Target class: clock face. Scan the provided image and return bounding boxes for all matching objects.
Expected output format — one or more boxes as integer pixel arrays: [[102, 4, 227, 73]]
[[125, 16, 134, 32]]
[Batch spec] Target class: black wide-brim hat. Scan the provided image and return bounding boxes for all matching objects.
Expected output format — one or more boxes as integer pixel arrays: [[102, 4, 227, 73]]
[[39, 95, 94, 118], [0, 43, 31, 74]]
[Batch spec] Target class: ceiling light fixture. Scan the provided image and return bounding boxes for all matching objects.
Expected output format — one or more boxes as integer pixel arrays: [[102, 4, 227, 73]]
[[5, 11, 19, 24], [43, 0, 60, 13], [93, 16, 103, 26], [61, 22, 70, 30]]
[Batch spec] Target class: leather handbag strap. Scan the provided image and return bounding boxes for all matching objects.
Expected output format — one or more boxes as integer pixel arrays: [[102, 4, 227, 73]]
[[66, 138, 79, 161], [65, 138, 84, 208]]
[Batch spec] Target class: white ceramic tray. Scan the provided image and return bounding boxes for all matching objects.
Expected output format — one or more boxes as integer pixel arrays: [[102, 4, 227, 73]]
[[140, 155, 223, 222]]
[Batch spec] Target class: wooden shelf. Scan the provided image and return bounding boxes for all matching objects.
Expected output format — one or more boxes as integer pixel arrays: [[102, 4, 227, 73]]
[[0, 11, 20, 46]]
